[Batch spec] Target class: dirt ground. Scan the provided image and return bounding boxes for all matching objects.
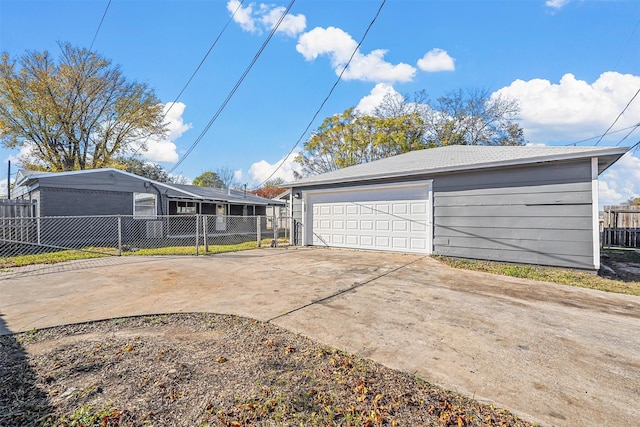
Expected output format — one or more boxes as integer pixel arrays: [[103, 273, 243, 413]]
[[1, 248, 639, 427], [0, 313, 534, 427], [599, 249, 640, 282]]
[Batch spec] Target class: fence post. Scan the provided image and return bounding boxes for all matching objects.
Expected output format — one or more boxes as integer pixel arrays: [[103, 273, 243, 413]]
[[195, 214, 200, 256], [257, 216, 261, 247], [273, 215, 277, 247], [117, 215, 122, 256], [203, 215, 209, 252], [37, 217, 41, 245]]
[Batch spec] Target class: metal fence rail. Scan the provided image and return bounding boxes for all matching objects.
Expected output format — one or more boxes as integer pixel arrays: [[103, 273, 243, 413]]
[[0, 214, 291, 258]]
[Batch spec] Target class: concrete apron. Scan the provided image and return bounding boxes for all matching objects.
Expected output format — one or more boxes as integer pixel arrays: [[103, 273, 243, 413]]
[[0, 247, 639, 427]]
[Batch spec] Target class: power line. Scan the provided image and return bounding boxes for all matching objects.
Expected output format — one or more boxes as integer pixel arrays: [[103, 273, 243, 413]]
[[169, 0, 297, 173], [614, 17, 640, 70], [595, 87, 640, 146], [565, 123, 640, 146], [616, 124, 640, 146], [253, 0, 388, 189], [130, 0, 246, 158], [89, 0, 112, 51]]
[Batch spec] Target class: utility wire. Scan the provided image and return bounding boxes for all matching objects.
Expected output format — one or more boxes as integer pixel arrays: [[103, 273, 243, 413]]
[[89, 0, 112, 51], [616, 124, 640, 146], [169, 0, 297, 173], [564, 123, 640, 146], [131, 0, 246, 158], [253, 0, 387, 189], [614, 17, 640, 70], [595, 88, 640, 146]]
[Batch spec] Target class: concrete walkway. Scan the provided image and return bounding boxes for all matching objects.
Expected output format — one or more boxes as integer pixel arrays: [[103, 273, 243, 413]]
[[1, 247, 639, 427]]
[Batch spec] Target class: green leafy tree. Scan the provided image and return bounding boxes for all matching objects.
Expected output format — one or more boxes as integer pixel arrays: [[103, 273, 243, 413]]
[[192, 171, 225, 188], [113, 157, 177, 183], [0, 43, 166, 171], [295, 108, 425, 177], [295, 89, 525, 177], [626, 197, 640, 206]]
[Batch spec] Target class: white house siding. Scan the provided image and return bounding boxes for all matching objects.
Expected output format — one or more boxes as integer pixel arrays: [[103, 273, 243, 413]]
[[432, 159, 595, 269]]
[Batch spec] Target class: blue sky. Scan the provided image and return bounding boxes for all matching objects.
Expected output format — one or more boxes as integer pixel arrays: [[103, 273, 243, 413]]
[[1, 0, 639, 206]]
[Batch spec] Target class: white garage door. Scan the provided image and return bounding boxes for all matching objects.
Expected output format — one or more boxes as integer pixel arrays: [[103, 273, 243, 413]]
[[304, 182, 432, 253]]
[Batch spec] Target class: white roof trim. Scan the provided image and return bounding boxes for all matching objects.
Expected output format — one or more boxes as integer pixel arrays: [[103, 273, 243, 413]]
[[19, 168, 204, 199]]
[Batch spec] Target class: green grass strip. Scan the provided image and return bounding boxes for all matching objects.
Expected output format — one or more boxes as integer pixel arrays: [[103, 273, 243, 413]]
[[435, 250, 640, 297], [0, 239, 278, 268]]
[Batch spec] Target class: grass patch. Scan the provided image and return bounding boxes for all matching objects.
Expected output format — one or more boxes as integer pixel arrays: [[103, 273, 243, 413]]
[[603, 247, 640, 263], [0, 249, 110, 268], [435, 255, 640, 296], [0, 239, 279, 268]]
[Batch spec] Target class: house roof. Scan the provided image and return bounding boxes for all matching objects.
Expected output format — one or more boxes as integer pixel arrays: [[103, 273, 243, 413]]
[[15, 168, 284, 206], [287, 145, 629, 188], [169, 183, 284, 205]]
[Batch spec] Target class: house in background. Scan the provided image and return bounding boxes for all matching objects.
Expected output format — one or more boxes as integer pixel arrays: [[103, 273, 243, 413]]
[[287, 145, 628, 271], [13, 168, 285, 219]]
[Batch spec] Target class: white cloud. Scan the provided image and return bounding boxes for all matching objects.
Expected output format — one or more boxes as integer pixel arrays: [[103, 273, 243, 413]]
[[417, 48, 455, 72], [227, 0, 306, 37], [355, 83, 403, 115], [493, 72, 640, 144], [545, 0, 570, 10], [248, 150, 301, 185], [227, 0, 256, 32], [260, 5, 306, 37], [296, 26, 416, 83], [234, 169, 243, 182], [599, 152, 640, 207], [141, 102, 191, 163]]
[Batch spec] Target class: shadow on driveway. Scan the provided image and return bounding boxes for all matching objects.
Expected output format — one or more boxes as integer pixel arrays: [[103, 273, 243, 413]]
[[0, 313, 53, 426]]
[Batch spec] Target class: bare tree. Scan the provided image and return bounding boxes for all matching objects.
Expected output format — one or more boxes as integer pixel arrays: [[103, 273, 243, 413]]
[[0, 43, 166, 171]]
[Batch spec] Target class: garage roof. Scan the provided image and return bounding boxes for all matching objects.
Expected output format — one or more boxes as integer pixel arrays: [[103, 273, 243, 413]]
[[289, 145, 629, 188]]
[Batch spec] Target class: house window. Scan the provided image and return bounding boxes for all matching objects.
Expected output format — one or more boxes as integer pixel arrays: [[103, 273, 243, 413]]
[[133, 193, 157, 218], [176, 201, 197, 214]]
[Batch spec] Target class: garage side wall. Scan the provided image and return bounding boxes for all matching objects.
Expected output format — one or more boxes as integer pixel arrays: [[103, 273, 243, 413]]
[[432, 159, 595, 269]]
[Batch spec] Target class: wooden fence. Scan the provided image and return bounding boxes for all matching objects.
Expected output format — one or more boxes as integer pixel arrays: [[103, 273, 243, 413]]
[[601, 205, 640, 248], [0, 199, 37, 245]]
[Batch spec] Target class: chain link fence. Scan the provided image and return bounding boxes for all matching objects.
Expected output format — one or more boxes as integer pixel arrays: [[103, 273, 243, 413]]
[[0, 215, 291, 259]]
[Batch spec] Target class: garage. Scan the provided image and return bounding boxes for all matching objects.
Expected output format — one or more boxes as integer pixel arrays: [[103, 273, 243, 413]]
[[303, 181, 433, 253], [288, 145, 629, 270]]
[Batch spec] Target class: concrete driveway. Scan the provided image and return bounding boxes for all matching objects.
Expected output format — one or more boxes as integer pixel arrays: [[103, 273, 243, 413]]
[[1, 247, 639, 427]]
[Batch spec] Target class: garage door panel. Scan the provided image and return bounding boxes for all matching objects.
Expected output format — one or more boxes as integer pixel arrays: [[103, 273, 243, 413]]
[[393, 237, 408, 248], [376, 236, 390, 247], [376, 204, 390, 214], [393, 204, 408, 215], [361, 236, 374, 246], [306, 183, 432, 254], [393, 221, 408, 231], [376, 220, 390, 231], [361, 220, 374, 230]]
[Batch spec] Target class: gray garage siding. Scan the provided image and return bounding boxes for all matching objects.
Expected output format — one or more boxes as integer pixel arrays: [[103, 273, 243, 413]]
[[432, 159, 595, 269]]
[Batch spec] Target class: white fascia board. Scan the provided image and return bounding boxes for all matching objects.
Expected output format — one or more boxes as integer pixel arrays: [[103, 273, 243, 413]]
[[591, 158, 600, 271]]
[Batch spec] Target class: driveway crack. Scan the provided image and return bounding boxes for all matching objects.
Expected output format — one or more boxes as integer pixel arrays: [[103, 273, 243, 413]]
[[266, 255, 426, 323]]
